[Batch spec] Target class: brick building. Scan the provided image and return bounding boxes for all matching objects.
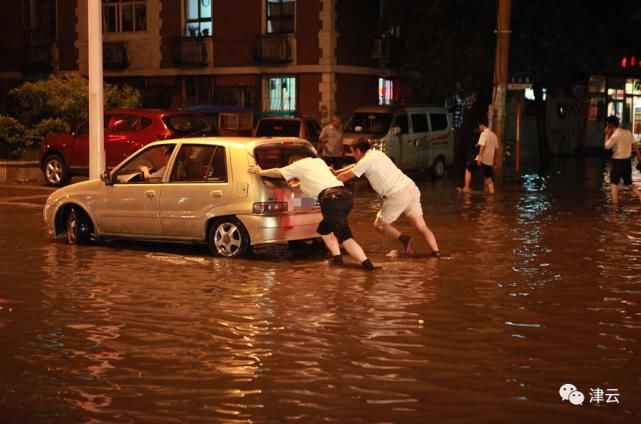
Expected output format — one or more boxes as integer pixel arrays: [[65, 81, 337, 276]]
[[0, 0, 419, 124]]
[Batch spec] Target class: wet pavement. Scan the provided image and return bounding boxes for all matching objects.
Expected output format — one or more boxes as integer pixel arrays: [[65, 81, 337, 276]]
[[1, 157, 641, 423]]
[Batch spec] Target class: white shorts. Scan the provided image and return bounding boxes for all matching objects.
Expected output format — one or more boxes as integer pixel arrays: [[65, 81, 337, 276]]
[[377, 183, 423, 223]]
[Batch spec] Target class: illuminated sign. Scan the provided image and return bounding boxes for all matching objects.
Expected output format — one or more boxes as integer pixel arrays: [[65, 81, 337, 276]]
[[620, 56, 641, 69]]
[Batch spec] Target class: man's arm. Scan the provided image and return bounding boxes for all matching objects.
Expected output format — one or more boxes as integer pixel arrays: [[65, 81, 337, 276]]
[[336, 170, 356, 183], [477, 145, 486, 165], [604, 127, 616, 150], [332, 163, 356, 175], [248, 164, 284, 178]]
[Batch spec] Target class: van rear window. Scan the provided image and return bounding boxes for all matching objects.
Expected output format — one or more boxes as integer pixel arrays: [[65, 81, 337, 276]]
[[254, 144, 316, 169], [256, 120, 301, 137]]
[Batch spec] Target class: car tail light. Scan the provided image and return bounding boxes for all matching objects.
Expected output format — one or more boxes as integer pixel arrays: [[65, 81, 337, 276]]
[[252, 201, 288, 214]]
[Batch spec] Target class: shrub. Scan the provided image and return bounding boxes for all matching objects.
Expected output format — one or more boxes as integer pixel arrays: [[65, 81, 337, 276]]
[[0, 115, 29, 159], [9, 75, 142, 127]]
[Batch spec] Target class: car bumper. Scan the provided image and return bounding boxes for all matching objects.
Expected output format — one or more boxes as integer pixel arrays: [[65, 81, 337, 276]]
[[238, 211, 322, 245]]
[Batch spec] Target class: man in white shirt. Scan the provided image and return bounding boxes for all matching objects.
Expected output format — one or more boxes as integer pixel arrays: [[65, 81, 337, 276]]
[[249, 155, 375, 270], [335, 139, 440, 257], [458, 119, 498, 194], [319, 116, 344, 169], [604, 115, 641, 204]]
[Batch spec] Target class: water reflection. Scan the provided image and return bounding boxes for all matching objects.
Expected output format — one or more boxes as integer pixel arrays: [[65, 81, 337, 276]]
[[1, 158, 641, 422]]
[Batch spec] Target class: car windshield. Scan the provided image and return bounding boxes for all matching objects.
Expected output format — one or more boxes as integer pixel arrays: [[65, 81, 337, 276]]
[[254, 144, 316, 169], [255, 120, 301, 137], [343, 112, 392, 135], [163, 115, 212, 135]]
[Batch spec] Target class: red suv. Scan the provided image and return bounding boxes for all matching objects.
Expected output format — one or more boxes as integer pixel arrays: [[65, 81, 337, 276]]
[[38, 109, 215, 186]]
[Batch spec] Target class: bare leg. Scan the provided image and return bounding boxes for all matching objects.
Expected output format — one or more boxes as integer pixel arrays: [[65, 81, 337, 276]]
[[458, 170, 472, 192], [374, 217, 413, 253], [341, 238, 368, 263], [408, 215, 439, 253], [610, 183, 619, 204], [632, 186, 641, 204], [320, 233, 341, 256], [485, 177, 495, 194]]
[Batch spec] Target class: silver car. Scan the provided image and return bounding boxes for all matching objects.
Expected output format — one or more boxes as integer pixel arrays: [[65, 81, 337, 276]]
[[43, 137, 322, 257]]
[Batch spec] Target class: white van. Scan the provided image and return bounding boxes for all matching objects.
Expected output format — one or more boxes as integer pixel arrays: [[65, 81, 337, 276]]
[[342, 105, 454, 177]]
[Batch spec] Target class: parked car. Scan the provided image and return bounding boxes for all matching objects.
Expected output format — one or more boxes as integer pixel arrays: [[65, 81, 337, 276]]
[[187, 105, 254, 136], [254, 116, 322, 152], [342, 105, 454, 178], [43, 137, 322, 258], [38, 109, 216, 187]]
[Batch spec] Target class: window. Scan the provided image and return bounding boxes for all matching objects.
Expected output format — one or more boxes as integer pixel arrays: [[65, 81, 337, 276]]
[[255, 119, 301, 137], [266, 0, 294, 34], [429, 113, 448, 131], [393, 114, 408, 134], [171, 145, 227, 182], [163, 115, 213, 136], [111, 114, 139, 132], [254, 144, 315, 169], [378, 78, 394, 105], [411, 113, 428, 133], [114, 144, 176, 184], [185, 0, 212, 37], [262, 76, 296, 115], [22, 0, 55, 31], [103, 0, 147, 33]]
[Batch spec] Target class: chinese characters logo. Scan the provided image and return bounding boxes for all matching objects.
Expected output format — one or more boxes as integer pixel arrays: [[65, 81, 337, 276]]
[[559, 384, 620, 406]]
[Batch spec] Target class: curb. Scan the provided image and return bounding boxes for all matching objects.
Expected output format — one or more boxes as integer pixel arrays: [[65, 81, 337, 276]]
[[0, 161, 43, 184]]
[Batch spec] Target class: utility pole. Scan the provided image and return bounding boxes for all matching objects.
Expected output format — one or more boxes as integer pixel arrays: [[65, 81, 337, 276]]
[[490, 0, 511, 177], [88, 0, 105, 179]]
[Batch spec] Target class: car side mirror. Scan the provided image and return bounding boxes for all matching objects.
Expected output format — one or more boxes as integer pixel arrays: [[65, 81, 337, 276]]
[[392, 126, 401, 136], [101, 170, 113, 185]]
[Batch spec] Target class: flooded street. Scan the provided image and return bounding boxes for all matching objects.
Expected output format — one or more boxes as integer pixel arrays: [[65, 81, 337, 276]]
[[1, 158, 641, 423]]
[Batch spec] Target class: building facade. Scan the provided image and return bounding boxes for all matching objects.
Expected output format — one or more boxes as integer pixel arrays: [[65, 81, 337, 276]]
[[0, 0, 418, 125]]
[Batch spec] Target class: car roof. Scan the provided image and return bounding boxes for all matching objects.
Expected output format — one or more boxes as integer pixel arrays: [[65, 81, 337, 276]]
[[144, 136, 312, 150], [107, 108, 209, 117], [352, 104, 446, 113]]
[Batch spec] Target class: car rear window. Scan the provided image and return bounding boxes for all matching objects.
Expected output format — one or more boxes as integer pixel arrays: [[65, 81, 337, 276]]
[[254, 144, 316, 169], [255, 120, 301, 137], [163, 115, 212, 135]]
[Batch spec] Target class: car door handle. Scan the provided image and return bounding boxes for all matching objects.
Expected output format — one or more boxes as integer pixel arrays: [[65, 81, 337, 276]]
[[210, 190, 223, 198], [145, 190, 155, 198]]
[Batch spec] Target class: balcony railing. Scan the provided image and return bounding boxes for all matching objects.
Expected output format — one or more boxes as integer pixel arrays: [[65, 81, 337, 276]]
[[103, 42, 129, 70], [254, 34, 292, 64], [172, 37, 208, 67]]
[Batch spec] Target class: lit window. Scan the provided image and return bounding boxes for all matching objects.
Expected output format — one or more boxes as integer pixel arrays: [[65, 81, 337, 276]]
[[266, 0, 294, 34], [103, 0, 146, 33], [262, 76, 296, 115], [185, 0, 212, 37], [378, 78, 394, 105]]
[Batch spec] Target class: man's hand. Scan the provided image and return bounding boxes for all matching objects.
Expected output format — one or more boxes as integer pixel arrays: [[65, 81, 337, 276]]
[[248, 164, 262, 175]]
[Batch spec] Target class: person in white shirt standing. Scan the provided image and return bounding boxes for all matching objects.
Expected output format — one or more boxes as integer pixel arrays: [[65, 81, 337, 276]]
[[458, 118, 498, 194], [335, 139, 440, 257], [249, 154, 375, 270], [604, 115, 641, 204], [319, 116, 344, 169]]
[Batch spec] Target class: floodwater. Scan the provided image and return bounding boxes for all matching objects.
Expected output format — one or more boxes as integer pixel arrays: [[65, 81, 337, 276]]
[[1, 158, 641, 423]]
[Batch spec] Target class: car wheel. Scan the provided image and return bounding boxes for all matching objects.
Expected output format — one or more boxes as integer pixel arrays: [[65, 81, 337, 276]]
[[431, 157, 446, 180], [43, 154, 71, 187], [208, 218, 250, 258], [65, 206, 92, 245]]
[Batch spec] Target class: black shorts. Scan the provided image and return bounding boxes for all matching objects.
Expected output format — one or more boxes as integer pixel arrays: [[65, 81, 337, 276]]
[[610, 158, 632, 185], [466, 160, 494, 179], [317, 186, 354, 243]]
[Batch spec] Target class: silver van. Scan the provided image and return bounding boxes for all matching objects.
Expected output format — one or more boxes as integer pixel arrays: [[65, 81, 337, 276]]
[[342, 105, 454, 178], [43, 137, 322, 258]]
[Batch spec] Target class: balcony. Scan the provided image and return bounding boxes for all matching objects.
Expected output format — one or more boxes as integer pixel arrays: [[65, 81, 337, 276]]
[[21, 43, 56, 73], [254, 34, 292, 64], [172, 37, 208, 67], [103, 42, 129, 70]]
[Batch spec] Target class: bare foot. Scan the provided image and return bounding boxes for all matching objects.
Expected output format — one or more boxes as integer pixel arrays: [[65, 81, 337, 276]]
[[456, 187, 470, 193]]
